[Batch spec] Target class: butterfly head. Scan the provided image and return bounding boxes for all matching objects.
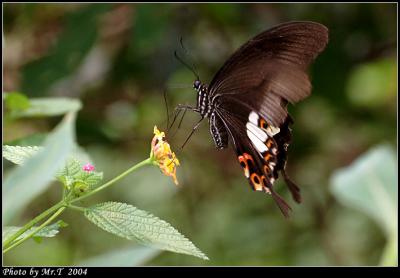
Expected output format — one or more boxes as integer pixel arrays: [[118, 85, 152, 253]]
[[193, 79, 201, 90]]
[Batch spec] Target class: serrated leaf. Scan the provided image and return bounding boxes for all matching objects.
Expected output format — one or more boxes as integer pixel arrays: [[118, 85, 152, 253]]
[[3, 112, 77, 225], [10, 97, 82, 118], [84, 202, 209, 260], [3, 145, 42, 165], [55, 158, 102, 190], [76, 171, 103, 189], [56, 158, 82, 178], [2, 220, 68, 244]]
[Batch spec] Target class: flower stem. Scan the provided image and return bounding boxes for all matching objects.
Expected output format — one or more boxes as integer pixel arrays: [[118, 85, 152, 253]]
[[71, 157, 153, 204], [68, 205, 86, 212], [3, 206, 66, 253], [2, 201, 65, 249]]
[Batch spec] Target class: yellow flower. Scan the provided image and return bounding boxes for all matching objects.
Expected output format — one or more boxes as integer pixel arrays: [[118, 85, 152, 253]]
[[150, 126, 180, 185]]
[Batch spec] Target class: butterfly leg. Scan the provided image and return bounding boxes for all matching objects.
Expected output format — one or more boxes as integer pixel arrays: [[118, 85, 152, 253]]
[[168, 106, 182, 132], [181, 116, 204, 149]]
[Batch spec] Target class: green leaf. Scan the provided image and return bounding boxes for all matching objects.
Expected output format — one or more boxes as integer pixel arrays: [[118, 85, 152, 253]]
[[84, 202, 209, 260], [330, 144, 397, 266], [76, 171, 103, 189], [4, 133, 48, 146], [56, 158, 82, 178], [346, 58, 397, 108], [80, 246, 161, 267], [56, 158, 103, 190], [10, 97, 82, 118], [3, 112, 77, 225], [4, 92, 31, 111], [2, 220, 68, 244], [21, 5, 110, 96], [3, 145, 42, 165]]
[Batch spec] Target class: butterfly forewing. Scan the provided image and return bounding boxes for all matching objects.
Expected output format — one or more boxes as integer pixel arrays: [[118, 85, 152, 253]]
[[209, 21, 328, 127]]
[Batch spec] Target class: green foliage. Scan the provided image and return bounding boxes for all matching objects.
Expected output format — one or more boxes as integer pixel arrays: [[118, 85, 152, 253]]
[[2, 145, 42, 165], [4, 133, 48, 147], [4, 92, 31, 112], [80, 246, 161, 267], [3, 2, 397, 266], [3, 112, 77, 225], [346, 58, 397, 108], [7, 97, 82, 118], [56, 158, 103, 193], [330, 144, 397, 266], [21, 4, 111, 96], [3, 221, 68, 244], [84, 202, 209, 260]]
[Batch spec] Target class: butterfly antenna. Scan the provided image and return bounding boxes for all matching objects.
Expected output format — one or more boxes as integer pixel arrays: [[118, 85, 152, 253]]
[[179, 37, 199, 77], [174, 50, 200, 81], [163, 89, 170, 131]]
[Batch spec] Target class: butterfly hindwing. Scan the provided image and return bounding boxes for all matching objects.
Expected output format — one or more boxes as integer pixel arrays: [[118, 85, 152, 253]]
[[215, 108, 292, 217]]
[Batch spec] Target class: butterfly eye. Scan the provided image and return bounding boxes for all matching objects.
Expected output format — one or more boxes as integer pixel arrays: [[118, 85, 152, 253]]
[[193, 80, 201, 89]]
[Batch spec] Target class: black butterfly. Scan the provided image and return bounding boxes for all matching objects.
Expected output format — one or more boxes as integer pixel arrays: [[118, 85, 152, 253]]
[[177, 21, 328, 217]]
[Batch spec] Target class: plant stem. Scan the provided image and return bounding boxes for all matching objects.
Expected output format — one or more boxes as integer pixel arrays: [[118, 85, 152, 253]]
[[3, 206, 66, 253], [2, 201, 65, 249], [71, 157, 153, 204], [68, 205, 86, 212], [3, 158, 153, 253]]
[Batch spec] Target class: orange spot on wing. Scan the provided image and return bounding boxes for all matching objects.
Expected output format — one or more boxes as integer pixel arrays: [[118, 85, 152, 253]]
[[259, 118, 268, 130], [250, 173, 263, 191], [238, 155, 250, 178], [261, 175, 271, 194], [266, 139, 274, 148], [243, 153, 254, 164]]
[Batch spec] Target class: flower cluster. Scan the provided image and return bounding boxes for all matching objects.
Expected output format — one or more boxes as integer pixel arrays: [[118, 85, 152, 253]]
[[82, 163, 95, 172], [150, 126, 180, 185]]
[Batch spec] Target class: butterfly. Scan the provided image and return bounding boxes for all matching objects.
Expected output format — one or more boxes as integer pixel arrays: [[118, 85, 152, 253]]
[[176, 21, 328, 217]]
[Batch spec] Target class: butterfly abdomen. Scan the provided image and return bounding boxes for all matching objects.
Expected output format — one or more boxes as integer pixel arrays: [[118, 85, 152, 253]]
[[209, 112, 228, 149]]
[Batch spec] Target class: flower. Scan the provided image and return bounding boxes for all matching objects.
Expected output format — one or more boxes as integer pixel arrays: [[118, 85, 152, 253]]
[[82, 163, 95, 172], [150, 126, 180, 185]]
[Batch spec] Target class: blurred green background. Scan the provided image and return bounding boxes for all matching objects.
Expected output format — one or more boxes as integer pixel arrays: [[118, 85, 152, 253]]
[[3, 3, 397, 266]]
